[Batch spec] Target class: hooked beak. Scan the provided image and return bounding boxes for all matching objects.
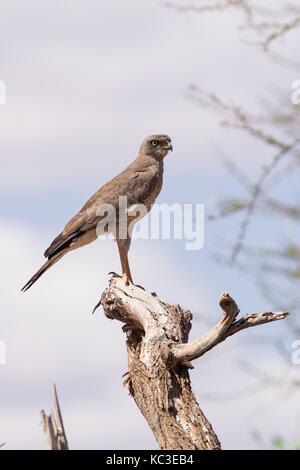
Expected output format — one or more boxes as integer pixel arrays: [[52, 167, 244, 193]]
[[162, 141, 173, 151]]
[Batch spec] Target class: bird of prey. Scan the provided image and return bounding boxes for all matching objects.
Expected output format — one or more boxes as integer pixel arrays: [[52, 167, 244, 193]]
[[22, 134, 173, 291]]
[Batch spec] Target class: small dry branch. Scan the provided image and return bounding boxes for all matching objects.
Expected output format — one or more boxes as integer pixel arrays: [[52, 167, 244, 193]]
[[41, 384, 69, 450]]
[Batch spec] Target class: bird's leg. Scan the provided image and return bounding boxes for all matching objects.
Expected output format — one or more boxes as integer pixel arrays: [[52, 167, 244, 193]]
[[117, 241, 133, 285]]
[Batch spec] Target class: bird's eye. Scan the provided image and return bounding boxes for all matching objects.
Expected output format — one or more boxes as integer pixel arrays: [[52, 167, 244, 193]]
[[151, 140, 158, 146]]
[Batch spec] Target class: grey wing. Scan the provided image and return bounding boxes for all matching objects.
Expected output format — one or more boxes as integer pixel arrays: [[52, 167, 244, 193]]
[[44, 168, 159, 259]]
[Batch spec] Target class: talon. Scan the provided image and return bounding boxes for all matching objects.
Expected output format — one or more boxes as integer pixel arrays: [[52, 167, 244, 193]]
[[92, 299, 102, 314], [108, 272, 122, 278], [122, 371, 130, 388], [135, 284, 146, 291]]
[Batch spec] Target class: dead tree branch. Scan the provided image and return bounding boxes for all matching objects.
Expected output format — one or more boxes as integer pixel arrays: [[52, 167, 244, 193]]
[[173, 293, 288, 363], [99, 277, 288, 450], [41, 384, 69, 450]]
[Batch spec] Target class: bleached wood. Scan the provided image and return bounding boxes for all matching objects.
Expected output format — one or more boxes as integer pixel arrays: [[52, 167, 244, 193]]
[[41, 384, 69, 450], [173, 293, 289, 363], [100, 278, 288, 450]]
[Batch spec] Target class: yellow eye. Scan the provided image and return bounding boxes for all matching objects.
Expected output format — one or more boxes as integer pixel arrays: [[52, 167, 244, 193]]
[[151, 140, 158, 146]]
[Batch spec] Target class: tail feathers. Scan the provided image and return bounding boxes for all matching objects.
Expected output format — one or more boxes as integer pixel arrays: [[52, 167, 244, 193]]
[[44, 231, 82, 260], [44, 231, 67, 258], [21, 251, 65, 292]]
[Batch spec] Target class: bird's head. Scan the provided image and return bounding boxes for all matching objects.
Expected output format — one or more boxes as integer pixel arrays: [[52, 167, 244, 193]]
[[140, 134, 173, 160]]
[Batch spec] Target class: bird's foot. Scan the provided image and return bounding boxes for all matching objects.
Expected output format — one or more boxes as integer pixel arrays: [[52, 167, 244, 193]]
[[108, 272, 132, 286], [109, 271, 145, 290]]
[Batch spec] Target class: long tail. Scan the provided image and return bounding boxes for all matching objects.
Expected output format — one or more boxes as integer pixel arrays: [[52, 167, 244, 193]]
[[21, 251, 66, 292]]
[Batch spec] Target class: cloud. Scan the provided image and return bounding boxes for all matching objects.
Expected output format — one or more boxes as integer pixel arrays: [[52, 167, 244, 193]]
[[0, 0, 289, 194]]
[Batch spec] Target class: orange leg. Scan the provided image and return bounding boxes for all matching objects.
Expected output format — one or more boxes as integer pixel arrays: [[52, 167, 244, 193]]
[[117, 241, 133, 284]]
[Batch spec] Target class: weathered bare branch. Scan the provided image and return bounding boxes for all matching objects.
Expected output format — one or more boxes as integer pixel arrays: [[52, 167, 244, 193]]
[[41, 384, 69, 450], [173, 293, 288, 363], [41, 410, 58, 450]]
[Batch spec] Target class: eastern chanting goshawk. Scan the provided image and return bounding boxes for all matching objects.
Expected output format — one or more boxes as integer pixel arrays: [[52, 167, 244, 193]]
[[22, 135, 173, 291]]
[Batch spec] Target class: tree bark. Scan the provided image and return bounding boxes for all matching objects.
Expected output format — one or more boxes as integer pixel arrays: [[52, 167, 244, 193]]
[[100, 277, 288, 450]]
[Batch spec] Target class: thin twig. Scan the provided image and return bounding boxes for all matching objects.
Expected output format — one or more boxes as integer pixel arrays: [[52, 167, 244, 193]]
[[163, 0, 244, 14], [232, 139, 300, 260], [263, 16, 300, 51]]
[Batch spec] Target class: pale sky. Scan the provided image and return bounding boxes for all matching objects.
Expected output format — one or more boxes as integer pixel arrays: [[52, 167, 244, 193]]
[[0, 0, 299, 450]]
